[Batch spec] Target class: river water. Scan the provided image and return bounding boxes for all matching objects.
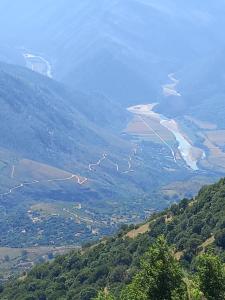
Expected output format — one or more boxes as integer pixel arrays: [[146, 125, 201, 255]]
[[128, 104, 204, 171], [23, 53, 52, 78]]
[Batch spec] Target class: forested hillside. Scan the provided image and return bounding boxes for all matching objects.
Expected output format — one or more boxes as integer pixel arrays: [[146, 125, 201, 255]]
[[1, 179, 224, 299]]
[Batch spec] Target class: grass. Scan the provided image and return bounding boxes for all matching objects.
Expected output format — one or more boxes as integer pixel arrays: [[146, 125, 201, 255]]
[[125, 223, 150, 239]]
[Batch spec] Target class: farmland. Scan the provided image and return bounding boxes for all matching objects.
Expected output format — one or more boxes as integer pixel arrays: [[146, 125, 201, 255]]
[[126, 103, 225, 174]]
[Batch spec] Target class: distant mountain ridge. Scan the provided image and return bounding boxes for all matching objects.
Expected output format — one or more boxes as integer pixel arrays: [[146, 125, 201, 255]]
[[1, 0, 225, 106]]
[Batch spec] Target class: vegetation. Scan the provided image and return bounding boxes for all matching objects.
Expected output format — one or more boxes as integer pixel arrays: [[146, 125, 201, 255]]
[[93, 240, 225, 299], [119, 236, 187, 300], [0, 179, 225, 299], [196, 253, 225, 300]]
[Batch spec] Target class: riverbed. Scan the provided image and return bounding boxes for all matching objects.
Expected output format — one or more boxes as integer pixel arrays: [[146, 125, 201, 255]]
[[128, 104, 204, 170], [23, 53, 52, 78]]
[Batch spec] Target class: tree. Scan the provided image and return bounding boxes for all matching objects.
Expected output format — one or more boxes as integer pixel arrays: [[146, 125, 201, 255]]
[[93, 290, 115, 300], [80, 287, 98, 300], [215, 229, 225, 249], [196, 253, 225, 300], [120, 236, 187, 300]]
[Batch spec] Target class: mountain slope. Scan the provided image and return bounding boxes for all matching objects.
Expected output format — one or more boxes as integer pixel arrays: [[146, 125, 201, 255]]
[[0, 61, 128, 164], [1, 62, 207, 249], [0, 61, 136, 247], [1, 0, 225, 105], [1, 178, 225, 299]]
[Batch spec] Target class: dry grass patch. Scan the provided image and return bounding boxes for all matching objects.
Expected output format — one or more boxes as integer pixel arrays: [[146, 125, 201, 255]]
[[125, 115, 175, 143], [125, 223, 150, 239], [174, 251, 184, 261], [199, 236, 215, 253], [206, 130, 225, 147], [17, 159, 72, 180], [185, 116, 217, 130]]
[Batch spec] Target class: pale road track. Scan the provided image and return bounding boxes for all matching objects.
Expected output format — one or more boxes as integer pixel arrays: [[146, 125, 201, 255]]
[[10, 165, 15, 179], [1, 147, 137, 198], [139, 116, 177, 164], [121, 155, 134, 174], [112, 162, 119, 172], [88, 153, 107, 171], [0, 174, 88, 198], [105, 149, 137, 174]]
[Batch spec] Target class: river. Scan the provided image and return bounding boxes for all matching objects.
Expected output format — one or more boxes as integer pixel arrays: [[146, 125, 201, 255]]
[[128, 104, 204, 171], [23, 53, 52, 78]]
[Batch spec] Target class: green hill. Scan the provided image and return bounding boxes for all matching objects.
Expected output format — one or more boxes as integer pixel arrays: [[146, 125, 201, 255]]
[[1, 179, 224, 299]]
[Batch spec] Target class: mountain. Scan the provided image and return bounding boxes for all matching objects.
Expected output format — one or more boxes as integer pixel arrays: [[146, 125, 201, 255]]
[[1, 0, 225, 106], [1, 178, 224, 299], [1, 61, 210, 249], [0, 61, 134, 247], [0, 62, 126, 163], [1, 0, 225, 263], [156, 49, 225, 128]]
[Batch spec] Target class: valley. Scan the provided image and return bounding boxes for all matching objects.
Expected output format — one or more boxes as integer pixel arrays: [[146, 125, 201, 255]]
[[0, 62, 222, 257], [126, 98, 225, 174], [0, 0, 225, 286], [126, 104, 204, 170]]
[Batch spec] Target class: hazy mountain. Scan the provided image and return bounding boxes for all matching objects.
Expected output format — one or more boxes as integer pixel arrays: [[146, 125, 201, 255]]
[[1, 62, 204, 248], [0, 0, 224, 251], [1, 0, 225, 106], [0, 61, 128, 167]]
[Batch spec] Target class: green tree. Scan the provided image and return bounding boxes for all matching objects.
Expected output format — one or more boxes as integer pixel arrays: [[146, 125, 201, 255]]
[[80, 287, 98, 300], [120, 236, 187, 300], [93, 290, 115, 300], [215, 229, 225, 249], [196, 253, 225, 300]]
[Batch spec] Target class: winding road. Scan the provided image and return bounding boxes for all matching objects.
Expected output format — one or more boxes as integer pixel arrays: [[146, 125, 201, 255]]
[[1, 146, 139, 198], [88, 153, 107, 171], [0, 173, 87, 197]]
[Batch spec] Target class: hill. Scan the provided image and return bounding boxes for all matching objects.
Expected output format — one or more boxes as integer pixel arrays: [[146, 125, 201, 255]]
[[1, 178, 224, 299], [1, 62, 212, 250], [0, 61, 134, 247]]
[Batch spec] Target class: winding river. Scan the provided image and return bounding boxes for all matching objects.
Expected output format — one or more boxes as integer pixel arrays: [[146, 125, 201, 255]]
[[128, 104, 204, 171], [23, 53, 52, 78]]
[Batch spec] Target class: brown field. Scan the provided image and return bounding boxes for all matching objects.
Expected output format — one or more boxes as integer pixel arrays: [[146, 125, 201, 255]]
[[31, 202, 63, 216], [174, 251, 184, 261], [125, 223, 150, 239], [201, 136, 225, 171], [11, 158, 87, 186], [30, 202, 82, 222], [17, 159, 72, 180], [206, 130, 225, 147], [185, 115, 217, 130], [125, 116, 175, 143], [200, 236, 215, 252], [161, 176, 214, 199]]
